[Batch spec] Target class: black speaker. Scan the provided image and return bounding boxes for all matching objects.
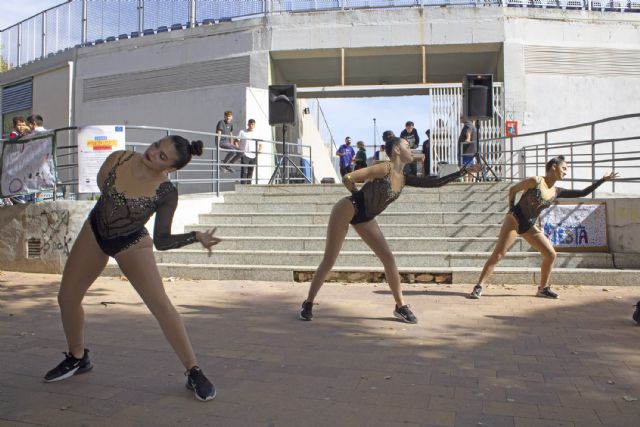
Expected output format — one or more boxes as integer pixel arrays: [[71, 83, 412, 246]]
[[463, 74, 493, 120], [269, 84, 297, 125]]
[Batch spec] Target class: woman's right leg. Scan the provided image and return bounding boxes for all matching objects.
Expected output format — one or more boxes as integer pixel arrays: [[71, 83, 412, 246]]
[[305, 198, 354, 303], [470, 213, 519, 296], [58, 221, 109, 358]]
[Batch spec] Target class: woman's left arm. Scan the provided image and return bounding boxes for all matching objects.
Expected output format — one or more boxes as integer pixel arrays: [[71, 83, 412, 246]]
[[556, 171, 619, 198], [405, 164, 481, 188], [153, 184, 221, 252]]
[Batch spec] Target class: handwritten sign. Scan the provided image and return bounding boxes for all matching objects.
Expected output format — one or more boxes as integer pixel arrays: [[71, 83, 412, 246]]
[[78, 125, 126, 193], [540, 203, 607, 251], [0, 133, 56, 196]]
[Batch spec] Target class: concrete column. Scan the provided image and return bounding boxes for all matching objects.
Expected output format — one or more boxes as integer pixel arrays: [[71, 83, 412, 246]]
[[189, 0, 196, 26], [138, 0, 144, 33]]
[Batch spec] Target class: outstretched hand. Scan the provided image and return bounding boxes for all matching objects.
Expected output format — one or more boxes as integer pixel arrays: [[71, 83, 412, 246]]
[[602, 171, 620, 181], [196, 228, 222, 256]]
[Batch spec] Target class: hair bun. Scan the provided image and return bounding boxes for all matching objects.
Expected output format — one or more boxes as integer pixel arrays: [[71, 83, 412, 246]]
[[557, 155, 565, 161], [190, 140, 203, 156]]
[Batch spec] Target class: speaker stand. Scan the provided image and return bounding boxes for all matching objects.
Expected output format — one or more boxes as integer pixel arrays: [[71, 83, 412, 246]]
[[464, 120, 500, 182], [269, 124, 311, 184]]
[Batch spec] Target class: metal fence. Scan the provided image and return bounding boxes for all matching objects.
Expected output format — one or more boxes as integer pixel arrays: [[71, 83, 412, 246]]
[[0, 125, 313, 203], [2, 0, 639, 70]]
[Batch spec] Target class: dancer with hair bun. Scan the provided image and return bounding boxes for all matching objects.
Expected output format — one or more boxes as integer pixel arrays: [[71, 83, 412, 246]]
[[469, 155, 618, 300], [44, 136, 220, 402], [300, 135, 481, 324]]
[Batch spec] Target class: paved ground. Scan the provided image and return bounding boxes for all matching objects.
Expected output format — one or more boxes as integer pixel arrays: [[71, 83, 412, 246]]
[[1, 270, 639, 427]]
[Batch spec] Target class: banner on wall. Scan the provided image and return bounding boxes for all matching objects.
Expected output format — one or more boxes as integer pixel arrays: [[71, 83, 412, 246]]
[[540, 202, 608, 251], [0, 132, 56, 197], [78, 125, 126, 193]]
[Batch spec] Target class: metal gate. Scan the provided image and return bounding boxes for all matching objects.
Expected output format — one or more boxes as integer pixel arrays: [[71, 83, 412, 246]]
[[429, 83, 504, 176]]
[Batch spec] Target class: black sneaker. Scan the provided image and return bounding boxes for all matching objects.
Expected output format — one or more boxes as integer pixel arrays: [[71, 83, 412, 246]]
[[536, 287, 559, 299], [469, 284, 483, 299], [300, 300, 313, 321], [44, 349, 93, 382], [633, 301, 640, 324], [393, 305, 418, 324], [186, 366, 216, 401], [221, 165, 234, 173]]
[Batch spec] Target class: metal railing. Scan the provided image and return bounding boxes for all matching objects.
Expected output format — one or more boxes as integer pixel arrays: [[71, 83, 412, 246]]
[[2, 0, 639, 70], [0, 125, 313, 202], [486, 113, 640, 195]]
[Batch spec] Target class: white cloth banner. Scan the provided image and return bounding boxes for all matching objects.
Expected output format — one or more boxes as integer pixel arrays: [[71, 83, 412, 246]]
[[1, 133, 55, 196], [78, 125, 126, 193], [540, 203, 607, 250]]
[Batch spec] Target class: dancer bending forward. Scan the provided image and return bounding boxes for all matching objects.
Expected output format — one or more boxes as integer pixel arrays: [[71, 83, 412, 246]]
[[44, 137, 221, 402], [300, 136, 480, 323], [469, 155, 618, 300]]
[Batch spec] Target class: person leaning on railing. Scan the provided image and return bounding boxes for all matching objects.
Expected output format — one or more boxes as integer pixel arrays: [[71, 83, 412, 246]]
[[43, 136, 221, 402]]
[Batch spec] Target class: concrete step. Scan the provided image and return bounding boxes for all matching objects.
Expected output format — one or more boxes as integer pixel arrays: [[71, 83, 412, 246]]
[[210, 201, 508, 213], [222, 191, 508, 204], [182, 236, 531, 252], [199, 211, 507, 225], [185, 223, 504, 237], [102, 263, 640, 287], [155, 249, 613, 269], [231, 182, 513, 194]]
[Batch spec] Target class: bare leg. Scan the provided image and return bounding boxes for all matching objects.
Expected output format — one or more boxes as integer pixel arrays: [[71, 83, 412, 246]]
[[475, 213, 519, 287], [305, 198, 354, 302], [353, 219, 405, 307], [58, 221, 109, 358], [522, 227, 557, 289], [115, 238, 198, 369]]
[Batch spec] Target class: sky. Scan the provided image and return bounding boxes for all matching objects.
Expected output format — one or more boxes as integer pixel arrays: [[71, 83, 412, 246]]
[[0, 0, 64, 30], [318, 96, 431, 151]]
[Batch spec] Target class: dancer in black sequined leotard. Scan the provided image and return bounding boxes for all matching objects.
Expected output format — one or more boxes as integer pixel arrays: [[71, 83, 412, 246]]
[[299, 136, 481, 324], [469, 155, 618, 300], [44, 137, 221, 402]]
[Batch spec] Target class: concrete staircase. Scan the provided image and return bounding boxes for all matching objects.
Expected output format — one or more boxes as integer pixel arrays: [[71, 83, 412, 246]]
[[104, 182, 639, 286]]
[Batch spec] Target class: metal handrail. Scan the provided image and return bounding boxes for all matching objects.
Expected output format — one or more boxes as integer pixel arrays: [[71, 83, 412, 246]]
[[3, 0, 638, 69]]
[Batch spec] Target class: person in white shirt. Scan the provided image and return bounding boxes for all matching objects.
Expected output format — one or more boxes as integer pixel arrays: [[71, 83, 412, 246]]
[[238, 119, 262, 184], [27, 114, 47, 133]]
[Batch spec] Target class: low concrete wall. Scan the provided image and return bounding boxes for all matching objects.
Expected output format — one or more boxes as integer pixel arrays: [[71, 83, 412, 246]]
[[605, 198, 640, 269], [0, 193, 222, 274]]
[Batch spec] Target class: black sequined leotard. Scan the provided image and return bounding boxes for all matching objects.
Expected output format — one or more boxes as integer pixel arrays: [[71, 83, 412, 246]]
[[348, 163, 467, 225], [510, 176, 605, 234], [88, 151, 198, 256]]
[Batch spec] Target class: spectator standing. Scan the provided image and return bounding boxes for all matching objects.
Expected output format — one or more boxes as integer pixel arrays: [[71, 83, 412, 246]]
[[9, 116, 30, 140], [215, 111, 240, 173], [354, 141, 368, 170], [27, 114, 47, 133], [458, 116, 477, 182], [336, 136, 355, 178], [400, 121, 419, 176], [422, 129, 431, 176], [238, 119, 262, 184]]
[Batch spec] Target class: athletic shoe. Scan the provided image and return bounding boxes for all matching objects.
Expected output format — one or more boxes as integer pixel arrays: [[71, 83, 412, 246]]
[[300, 300, 313, 321], [536, 287, 559, 299], [469, 285, 483, 299], [393, 305, 418, 324], [633, 301, 640, 324], [221, 165, 234, 173], [44, 349, 93, 382], [185, 366, 216, 401]]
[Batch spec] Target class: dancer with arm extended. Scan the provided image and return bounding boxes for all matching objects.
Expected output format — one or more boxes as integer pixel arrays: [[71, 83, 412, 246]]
[[44, 136, 221, 402], [469, 155, 618, 300], [300, 136, 481, 324]]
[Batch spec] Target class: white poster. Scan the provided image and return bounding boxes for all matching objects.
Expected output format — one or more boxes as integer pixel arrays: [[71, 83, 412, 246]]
[[78, 125, 126, 193], [540, 203, 608, 250], [1, 133, 55, 196]]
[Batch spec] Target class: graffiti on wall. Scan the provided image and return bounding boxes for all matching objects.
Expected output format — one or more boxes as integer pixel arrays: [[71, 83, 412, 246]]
[[27, 209, 73, 256], [540, 203, 607, 250]]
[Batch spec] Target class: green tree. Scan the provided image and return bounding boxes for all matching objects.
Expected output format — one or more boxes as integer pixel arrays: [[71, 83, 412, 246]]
[[0, 45, 9, 72]]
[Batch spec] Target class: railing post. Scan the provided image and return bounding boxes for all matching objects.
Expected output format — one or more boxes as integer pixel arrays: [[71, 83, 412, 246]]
[[535, 145, 539, 176], [509, 136, 513, 181], [591, 123, 596, 198], [570, 143, 574, 190], [189, 0, 197, 26], [544, 131, 548, 159], [138, 0, 144, 34], [81, 0, 88, 46], [16, 23, 21, 67], [42, 11, 47, 59], [611, 139, 615, 193]]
